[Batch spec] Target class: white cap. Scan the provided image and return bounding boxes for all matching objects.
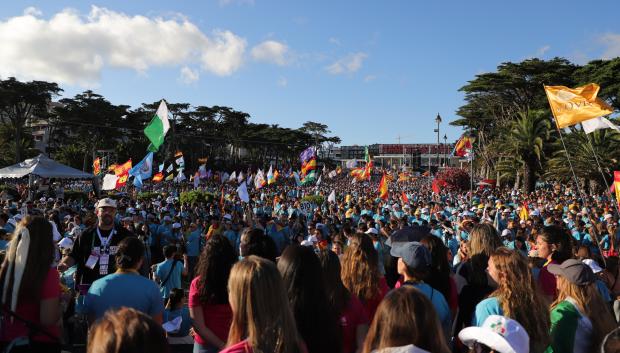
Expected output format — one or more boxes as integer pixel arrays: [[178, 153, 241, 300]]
[[223, 214, 232, 221], [58, 237, 74, 249], [501, 229, 512, 237], [97, 198, 117, 209], [172, 222, 182, 229], [458, 315, 529, 353], [604, 214, 613, 220], [365, 228, 379, 235]]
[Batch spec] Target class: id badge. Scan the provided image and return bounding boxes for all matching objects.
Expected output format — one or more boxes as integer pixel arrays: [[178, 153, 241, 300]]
[[85, 253, 99, 269], [99, 254, 109, 267]]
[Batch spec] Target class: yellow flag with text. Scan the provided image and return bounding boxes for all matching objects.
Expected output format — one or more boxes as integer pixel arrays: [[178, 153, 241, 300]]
[[544, 84, 613, 128]]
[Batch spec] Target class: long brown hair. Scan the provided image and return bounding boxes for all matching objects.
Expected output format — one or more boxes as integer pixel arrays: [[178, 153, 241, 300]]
[[87, 307, 168, 353], [361, 286, 450, 353], [0, 216, 54, 308], [468, 223, 501, 257], [227, 256, 302, 353], [552, 276, 616, 351], [490, 248, 550, 352], [340, 233, 380, 302]]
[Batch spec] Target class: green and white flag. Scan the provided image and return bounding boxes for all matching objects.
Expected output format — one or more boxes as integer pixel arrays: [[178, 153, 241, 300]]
[[144, 100, 170, 152], [301, 170, 316, 185]]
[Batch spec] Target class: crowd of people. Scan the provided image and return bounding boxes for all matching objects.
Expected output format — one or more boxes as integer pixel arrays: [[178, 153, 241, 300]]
[[1, 172, 620, 353]]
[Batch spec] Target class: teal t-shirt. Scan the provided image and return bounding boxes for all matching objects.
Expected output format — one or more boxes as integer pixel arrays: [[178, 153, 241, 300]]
[[155, 259, 184, 299], [474, 296, 503, 326], [85, 273, 164, 321], [402, 282, 452, 336]]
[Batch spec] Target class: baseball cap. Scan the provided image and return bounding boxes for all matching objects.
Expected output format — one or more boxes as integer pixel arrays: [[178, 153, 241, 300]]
[[389, 241, 431, 270], [365, 228, 379, 235], [547, 259, 595, 285], [172, 222, 182, 229], [459, 315, 529, 353], [97, 198, 117, 209]]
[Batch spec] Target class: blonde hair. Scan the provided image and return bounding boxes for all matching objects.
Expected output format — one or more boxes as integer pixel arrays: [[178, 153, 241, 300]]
[[468, 223, 501, 257], [553, 276, 616, 351], [490, 248, 550, 352], [227, 256, 302, 353]]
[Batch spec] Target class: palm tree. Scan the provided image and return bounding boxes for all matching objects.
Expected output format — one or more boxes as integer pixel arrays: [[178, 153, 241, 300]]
[[503, 110, 551, 192]]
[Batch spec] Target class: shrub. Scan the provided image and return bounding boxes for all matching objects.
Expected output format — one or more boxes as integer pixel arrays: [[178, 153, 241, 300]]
[[434, 167, 470, 191], [180, 190, 215, 205], [301, 195, 325, 205]]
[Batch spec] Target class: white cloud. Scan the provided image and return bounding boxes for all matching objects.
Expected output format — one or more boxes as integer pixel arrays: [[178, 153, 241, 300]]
[[328, 37, 341, 46], [326, 52, 367, 75], [251, 40, 289, 66], [535, 45, 550, 57], [23, 6, 42, 17], [219, 0, 254, 6], [364, 75, 377, 82], [600, 33, 620, 59], [0, 6, 247, 86], [277, 77, 287, 87], [179, 66, 199, 84]]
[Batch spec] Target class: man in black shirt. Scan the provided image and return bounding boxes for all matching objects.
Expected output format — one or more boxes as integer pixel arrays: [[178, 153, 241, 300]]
[[58, 198, 133, 287]]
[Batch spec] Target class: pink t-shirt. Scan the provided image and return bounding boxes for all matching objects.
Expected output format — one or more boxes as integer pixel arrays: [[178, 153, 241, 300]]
[[340, 295, 369, 353], [363, 277, 389, 321], [220, 340, 253, 353], [189, 276, 233, 345], [1, 268, 61, 343]]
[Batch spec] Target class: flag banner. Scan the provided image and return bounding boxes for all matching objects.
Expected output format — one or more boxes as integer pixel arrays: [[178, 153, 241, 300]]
[[581, 116, 620, 134], [116, 173, 129, 189], [129, 152, 153, 180], [345, 160, 357, 168], [247, 173, 253, 184], [108, 164, 118, 172], [293, 171, 302, 186], [93, 158, 101, 176], [166, 164, 173, 173], [237, 181, 250, 203], [229, 171, 237, 183], [615, 171, 620, 208], [114, 160, 132, 176], [544, 84, 614, 128], [102, 174, 118, 190], [301, 158, 317, 176], [378, 173, 388, 200], [159, 163, 164, 173], [336, 166, 342, 174], [255, 170, 266, 189], [316, 174, 322, 185], [133, 175, 143, 189], [328, 170, 337, 178], [301, 170, 316, 185], [194, 172, 200, 189], [454, 135, 474, 157], [153, 172, 164, 182], [519, 202, 529, 221], [165, 173, 174, 181], [237, 171, 244, 184], [144, 100, 170, 152], [199, 164, 207, 178], [401, 191, 409, 204], [300, 147, 315, 163], [176, 170, 186, 183], [175, 156, 185, 167], [267, 166, 275, 185], [221, 172, 230, 184], [328, 190, 336, 203]]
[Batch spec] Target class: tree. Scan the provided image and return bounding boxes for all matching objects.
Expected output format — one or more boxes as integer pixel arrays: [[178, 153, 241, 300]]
[[0, 77, 62, 162]]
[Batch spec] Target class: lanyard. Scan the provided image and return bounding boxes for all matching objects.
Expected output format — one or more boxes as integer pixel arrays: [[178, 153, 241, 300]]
[[95, 227, 116, 252]]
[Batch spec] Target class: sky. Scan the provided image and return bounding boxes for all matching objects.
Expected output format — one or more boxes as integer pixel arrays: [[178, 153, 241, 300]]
[[1, 1, 620, 146]]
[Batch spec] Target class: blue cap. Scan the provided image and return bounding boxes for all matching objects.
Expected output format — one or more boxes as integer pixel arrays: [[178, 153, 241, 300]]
[[390, 241, 431, 270]]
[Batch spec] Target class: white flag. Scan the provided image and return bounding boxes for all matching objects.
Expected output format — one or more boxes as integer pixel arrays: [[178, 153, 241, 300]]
[[221, 172, 229, 183], [328, 170, 337, 178], [166, 164, 173, 173], [237, 181, 250, 203], [346, 160, 357, 168], [229, 171, 237, 182], [194, 174, 200, 189], [102, 174, 118, 190], [328, 190, 336, 203], [316, 175, 322, 186], [237, 171, 244, 183], [582, 116, 620, 134]]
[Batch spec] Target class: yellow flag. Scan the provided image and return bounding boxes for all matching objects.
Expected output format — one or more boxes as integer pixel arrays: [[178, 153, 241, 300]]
[[544, 84, 613, 128]]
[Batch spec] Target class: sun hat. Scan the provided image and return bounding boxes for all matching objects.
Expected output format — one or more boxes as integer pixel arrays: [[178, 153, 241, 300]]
[[97, 198, 117, 209], [547, 259, 595, 285], [389, 241, 431, 270], [458, 315, 529, 353]]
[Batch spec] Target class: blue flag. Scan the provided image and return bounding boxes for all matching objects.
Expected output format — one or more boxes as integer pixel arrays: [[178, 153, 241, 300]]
[[133, 174, 143, 189], [129, 152, 153, 180]]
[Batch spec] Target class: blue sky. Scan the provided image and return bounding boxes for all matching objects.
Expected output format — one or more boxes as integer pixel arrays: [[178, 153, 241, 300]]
[[1, 1, 619, 145]]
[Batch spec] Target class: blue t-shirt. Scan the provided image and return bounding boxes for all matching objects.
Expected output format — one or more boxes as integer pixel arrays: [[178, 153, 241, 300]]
[[402, 282, 451, 336], [155, 259, 184, 299], [185, 230, 201, 257], [474, 297, 503, 326], [85, 273, 164, 321], [163, 306, 191, 337]]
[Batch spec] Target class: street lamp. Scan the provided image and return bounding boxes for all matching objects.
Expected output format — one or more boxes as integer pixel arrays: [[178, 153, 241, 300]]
[[443, 134, 447, 167], [434, 113, 441, 171]]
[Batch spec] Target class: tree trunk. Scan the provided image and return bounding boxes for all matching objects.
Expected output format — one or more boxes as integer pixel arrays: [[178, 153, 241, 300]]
[[514, 170, 520, 190], [524, 157, 537, 193], [15, 124, 22, 162]]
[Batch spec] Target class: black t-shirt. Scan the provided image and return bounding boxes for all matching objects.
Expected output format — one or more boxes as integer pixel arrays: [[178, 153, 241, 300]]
[[70, 225, 133, 287]]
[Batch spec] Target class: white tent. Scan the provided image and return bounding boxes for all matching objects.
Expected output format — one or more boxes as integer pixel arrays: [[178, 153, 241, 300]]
[[0, 154, 93, 179]]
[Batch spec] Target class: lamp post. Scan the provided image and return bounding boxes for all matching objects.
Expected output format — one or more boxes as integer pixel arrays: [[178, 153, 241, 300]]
[[434, 113, 441, 172], [443, 134, 447, 167]]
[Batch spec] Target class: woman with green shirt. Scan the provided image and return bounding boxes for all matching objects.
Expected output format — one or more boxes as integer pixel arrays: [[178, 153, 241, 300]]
[[546, 259, 616, 353]]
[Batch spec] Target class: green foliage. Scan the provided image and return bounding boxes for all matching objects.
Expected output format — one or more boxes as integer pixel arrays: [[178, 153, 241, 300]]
[[180, 190, 216, 205], [301, 195, 325, 205], [137, 191, 163, 201], [0, 184, 20, 200]]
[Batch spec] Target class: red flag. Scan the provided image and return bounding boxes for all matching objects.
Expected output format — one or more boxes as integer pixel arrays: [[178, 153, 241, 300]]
[[401, 191, 409, 204], [153, 172, 164, 182], [378, 173, 389, 200], [93, 157, 101, 176]]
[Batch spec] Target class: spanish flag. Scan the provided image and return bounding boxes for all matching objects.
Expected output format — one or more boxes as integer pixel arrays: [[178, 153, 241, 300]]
[[114, 159, 132, 176], [153, 172, 164, 182], [454, 135, 474, 157], [93, 157, 101, 176], [401, 191, 409, 204], [544, 84, 613, 128], [378, 173, 389, 200], [614, 171, 620, 208]]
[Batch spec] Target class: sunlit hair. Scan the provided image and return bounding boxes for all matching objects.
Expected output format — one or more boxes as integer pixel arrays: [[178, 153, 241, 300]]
[[227, 256, 302, 353], [468, 223, 501, 257], [490, 248, 550, 352], [87, 307, 168, 353], [553, 276, 616, 352], [361, 286, 450, 353], [340, 233, 380, 302]]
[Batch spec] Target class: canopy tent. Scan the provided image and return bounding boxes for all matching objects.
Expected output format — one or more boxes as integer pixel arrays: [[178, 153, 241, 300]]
[[0, 154, 94, 179]]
